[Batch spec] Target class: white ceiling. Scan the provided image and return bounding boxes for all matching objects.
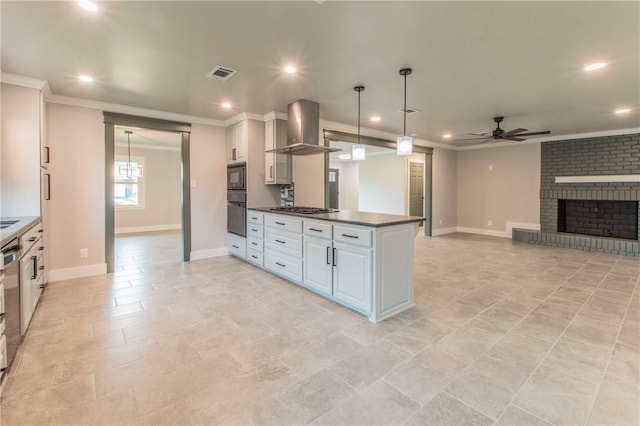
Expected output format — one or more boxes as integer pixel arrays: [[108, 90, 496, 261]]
[[329, 140, 394, 162], [114, 126, 181, 150], [2, 1, 638, 147]]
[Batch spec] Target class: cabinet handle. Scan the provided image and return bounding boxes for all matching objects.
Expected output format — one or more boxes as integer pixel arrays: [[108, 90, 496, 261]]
[[38, 246, 44, 251], [326, 246, 331, 265], [341, 234, 359, 239], [309, 228, 323, 233], [275, 262, 286, 267], [275, 239, 285, 244], [251, 216, 258, 220], [269, 165, 273, 179], [232, 245, 239, 249], [275, 221, 285, 226], [38, 229, 44, 233], [251, 242, 258, 246], [251, 255, 258, 259], [28, 237, 37, 242], [232, 148, 237, 161], [39, 265, 45, 271], [39, 284, 45, 289], [44, 173, 51, 200], [251, 228, 258, 232], [31, 256, 37, 280], [332, 248, 337, 266]]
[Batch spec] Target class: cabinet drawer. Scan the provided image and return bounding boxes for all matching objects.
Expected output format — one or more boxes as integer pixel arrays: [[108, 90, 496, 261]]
[[0, 284, 4, 315], [0, 318, 4, 335], [304, 221, 332, 239], [265, 215, 302, 234], [20, 222, 43, 252], [247, 237, 263, 253], [247, 224, 264, 239], [247, 212, 264, 225], [265, 251, 302, 283], [265, 229, 302, 258], [334, 225, 372, 248], [0, 335, 6, 369], [247, 249, 264, 266], [227, 234, 247, 259]]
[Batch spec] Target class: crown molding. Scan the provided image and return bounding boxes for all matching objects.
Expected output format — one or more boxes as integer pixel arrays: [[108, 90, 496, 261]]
[[263, 111, 287, 121], [1, 72, 52, 96], [224, 112, 265, 127], [456, 127, 640, 151]]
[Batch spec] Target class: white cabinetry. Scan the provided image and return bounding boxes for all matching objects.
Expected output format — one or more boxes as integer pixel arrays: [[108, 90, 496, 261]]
[[226, 120, 247, 164], [332, 241, 372, 312], [264, 118, 291, 185], [302, 235, 333, 296], [227, 233, 247, 259], [263, 214, 303, 282], [246, 212, 264, 266], [19, 222, 44, 334]]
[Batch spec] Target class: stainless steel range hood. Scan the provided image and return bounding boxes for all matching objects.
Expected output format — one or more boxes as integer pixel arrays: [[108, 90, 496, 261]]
[[267, 99, 341, 156]]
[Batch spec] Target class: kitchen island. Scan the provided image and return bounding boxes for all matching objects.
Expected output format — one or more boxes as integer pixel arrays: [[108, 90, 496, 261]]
[[228, 208, 423, 322]]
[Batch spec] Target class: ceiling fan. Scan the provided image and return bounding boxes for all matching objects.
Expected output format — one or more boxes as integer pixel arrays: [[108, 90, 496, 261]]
[[457, 116, 551, 143]]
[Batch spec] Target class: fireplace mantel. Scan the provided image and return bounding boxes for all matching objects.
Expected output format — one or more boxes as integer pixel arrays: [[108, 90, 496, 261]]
[[555, 175, 640, 184]]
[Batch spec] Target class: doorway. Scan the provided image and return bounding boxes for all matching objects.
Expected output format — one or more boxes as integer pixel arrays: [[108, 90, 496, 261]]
[[104, 112, 191, 274], [329, 168, 339, 209], [409, 161, 424, 221]]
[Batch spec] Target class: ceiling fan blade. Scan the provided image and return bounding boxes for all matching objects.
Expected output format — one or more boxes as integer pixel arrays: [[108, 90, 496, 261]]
[[501, 128, 528, 136], [478, 139, 494, 144], [515, 130, 551, 136], [455, 137, 491, 141], [468, 132, 491, 137], [503, 136, 526, 141]]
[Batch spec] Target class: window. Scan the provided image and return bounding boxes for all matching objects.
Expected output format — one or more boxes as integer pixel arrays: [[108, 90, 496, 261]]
[[114, 156, 144, 209]]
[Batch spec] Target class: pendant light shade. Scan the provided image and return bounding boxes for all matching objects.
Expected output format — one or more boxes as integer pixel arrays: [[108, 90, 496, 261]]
[[352, 85, 366, 161], [397, 68, 413, 156], [117, 130, 143, 179]]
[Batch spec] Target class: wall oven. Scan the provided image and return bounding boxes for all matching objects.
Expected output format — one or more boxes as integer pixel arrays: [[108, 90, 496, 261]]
[[1, 238, 21, 383], [227, 163, 246, 190], [227, 190, 247, 237]]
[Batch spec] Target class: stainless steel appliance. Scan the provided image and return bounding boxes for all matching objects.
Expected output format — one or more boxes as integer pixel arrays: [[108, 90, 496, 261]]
[[227, 190, 247, 237], [267, 100, 341, 156], [1, 238, 21, 382], [227, 163, 246, 190]]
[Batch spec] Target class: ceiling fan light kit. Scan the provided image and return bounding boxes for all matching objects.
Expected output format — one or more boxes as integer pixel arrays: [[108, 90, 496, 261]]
[[397, 68, 413, 156]]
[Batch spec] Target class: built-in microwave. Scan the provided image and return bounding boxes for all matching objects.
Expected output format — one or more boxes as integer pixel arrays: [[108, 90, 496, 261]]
[[227, 163, 246, 190]]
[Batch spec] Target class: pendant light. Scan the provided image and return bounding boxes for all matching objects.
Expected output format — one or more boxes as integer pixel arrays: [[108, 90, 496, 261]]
[[397, 68, 413, 156], [352, 85, 366, 161], [125, 130, 133, 178], [118, 130, 143, 179]]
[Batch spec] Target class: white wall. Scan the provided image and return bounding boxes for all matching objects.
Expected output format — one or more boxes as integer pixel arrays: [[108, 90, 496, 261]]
[[457, 143, 540, 234], [1, 83, 41, 217], [432, 148, 458, 232], [45, 103, 228, 278], [359, 153, 406, 215], [114, 145, 182, 232]]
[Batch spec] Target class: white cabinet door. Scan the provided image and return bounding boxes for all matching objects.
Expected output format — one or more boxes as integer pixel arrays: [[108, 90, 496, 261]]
[[19, 250, 36, 334], [332, 242, 372, 313], [226, 121, 247, 164], [303, 236, 333, 296], [264, 119, 290, 184], [265, 120, 276, 184]]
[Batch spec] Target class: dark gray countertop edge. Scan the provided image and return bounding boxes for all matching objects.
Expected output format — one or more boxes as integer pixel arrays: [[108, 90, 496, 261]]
[[1, 216, 41, 248], [249, 208, 424, 228]]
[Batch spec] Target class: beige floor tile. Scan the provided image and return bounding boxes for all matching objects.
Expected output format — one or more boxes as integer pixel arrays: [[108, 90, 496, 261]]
[[311, 380, 419, 425], [550, 284, 594, 303], [384, 318, 452, 354], [433, 320, 502, 363], [446, 356, 530, 419], [606, 343, 639, 382], [40, 390, 139, 426], [563, 314, 620, 348], [494, 405, 552, 425], [513, 364, 599, 425], [329, 340, 411, 389], [617, 319, 640, 348], [541, 335, 612, 383], [426, 302, 484, 328], [581, 298, 629, 325], [405, 392, 493, 426], [339, 316, 410, 346], [587, 373, 640, 426]]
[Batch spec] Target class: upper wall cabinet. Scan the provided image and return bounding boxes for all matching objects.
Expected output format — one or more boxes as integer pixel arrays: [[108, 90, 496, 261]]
[[226, 120, 247, 164], [264, 118, 291, 185]]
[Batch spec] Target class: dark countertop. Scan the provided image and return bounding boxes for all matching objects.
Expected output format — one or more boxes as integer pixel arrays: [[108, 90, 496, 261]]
[[1, 216, 40, 248], [250, 208, 424, 228]]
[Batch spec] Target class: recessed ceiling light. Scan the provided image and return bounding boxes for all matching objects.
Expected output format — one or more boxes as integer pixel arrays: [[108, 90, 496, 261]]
[[614, 108, 631, 114], [338, 154, 352, 160], [77, 0, 98, 12], [370, 116, 381, 122], [443, 134, 452, 139], [78, 75, 93, 83], [584, 62, 607, 71], [284, 66, 296, 74], [222, 102, 232, 109]]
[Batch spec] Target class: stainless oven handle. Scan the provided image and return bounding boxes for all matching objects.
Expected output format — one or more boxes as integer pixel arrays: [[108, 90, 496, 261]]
[[1, 245, 21, 255]]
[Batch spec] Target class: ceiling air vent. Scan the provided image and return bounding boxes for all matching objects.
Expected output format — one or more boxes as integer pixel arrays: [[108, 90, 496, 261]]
[[398, 107, 420, 114], [206, 66, 237, 81]]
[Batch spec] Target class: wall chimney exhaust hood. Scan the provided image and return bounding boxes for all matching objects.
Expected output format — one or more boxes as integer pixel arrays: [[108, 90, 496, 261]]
[[267, 99, 341, 156]]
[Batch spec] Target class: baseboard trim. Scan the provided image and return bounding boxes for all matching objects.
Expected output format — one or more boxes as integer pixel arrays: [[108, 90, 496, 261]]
[[457, 227, 509, 238], [506, 222, 540, 238], [432, 227, 457, 236], [49, 263, 107, 282], [190, 247, 229, 261], [115, 224, 181, 235]]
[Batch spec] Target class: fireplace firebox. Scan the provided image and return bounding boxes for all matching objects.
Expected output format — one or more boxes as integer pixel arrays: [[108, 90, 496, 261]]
[[557, 200, 638, 240]]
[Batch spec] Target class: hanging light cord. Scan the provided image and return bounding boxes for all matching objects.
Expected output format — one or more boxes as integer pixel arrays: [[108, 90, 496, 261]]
[[357, 89, 361, 144], [403, 72, 407, 137], [125, 130, 133, 179]]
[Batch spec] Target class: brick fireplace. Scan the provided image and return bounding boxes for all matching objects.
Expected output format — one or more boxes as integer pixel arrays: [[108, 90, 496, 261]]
[[514, 133, 640, 256]]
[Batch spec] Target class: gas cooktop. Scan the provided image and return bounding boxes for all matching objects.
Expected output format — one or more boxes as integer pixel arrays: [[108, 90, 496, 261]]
[[270, 206, 339, 214]]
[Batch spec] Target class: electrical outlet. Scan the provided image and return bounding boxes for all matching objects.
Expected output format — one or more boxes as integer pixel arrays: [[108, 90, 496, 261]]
[[439, 219, 443, 225], [487, 220, 492, 226], [80, 248, 88, 259]]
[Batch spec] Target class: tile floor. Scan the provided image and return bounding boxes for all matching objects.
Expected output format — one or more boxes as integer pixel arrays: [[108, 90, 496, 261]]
[[1, 231, 638, 425]]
